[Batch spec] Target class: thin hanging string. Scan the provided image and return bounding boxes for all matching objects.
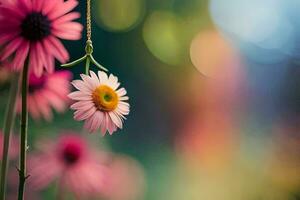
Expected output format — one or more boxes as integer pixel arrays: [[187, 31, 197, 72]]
[[61, 0, 107, 72], [86, 0, 91, 41]]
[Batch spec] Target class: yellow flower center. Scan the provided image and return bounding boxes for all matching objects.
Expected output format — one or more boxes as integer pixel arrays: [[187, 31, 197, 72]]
[[92, 85, 119, 112]]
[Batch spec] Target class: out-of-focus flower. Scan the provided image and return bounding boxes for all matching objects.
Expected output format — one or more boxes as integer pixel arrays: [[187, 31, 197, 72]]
[[28, 133, 109, 198], [103, 155, 146, 200], [0, 130, 18, 160], [0, 65, 11, 85], [7, 169, 39, 200], [16, 71, 72, 121], [69, 71, 130, 135], [0, 0, 82, 76]]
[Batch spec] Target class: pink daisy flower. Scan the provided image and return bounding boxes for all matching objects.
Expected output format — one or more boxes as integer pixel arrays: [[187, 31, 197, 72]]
[[69, 71, 130, 135], [0, 0, 83, 76], [17, 71, 72, 121], [28, 133, 109, 198]]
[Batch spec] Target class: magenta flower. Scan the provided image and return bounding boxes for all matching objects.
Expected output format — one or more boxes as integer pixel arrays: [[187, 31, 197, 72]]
[[69, 71, 130, 135], [16, 71, 72, 121], [28, 133, 109, 198], [0, 0, 82, 76]]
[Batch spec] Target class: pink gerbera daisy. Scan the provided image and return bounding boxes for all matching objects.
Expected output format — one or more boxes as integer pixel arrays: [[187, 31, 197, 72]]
[[17, 70, 72, 121], [28, 133, 109, 198], [0, 0, 82, 76], [68, 71, 130, 135]]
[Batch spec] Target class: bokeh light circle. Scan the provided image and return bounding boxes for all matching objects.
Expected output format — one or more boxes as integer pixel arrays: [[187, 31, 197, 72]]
[[209, 0, 297, 63], [95, 0, 145, 32], [190, 30, 240, 77], [143, 11, 189, 66]]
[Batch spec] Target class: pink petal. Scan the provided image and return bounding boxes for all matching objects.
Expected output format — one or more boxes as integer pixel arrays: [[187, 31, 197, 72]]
[[29, 44, 43, 77], [35, 42, 48, 70], [32, 0, 44, 12], [100, 114, 109, 136], [11, 41, 29, 70], [34, 92, 52, 121], [17, 0, 32, 13], [52, 12, 81, 26], [0, 38, 23, 61], [44, 36, 69, 63], [70, 101, 94, 110], [84, 116, 94, 132], [0, 6, 25, 19], [90, 111, 104, 132], [74, 107, 96, 121], [71, 80, 92, 93], [42, 90, 66, 112], [116, 88, 127, 97], [28, 95, 41, 120], [44, 55, 55, 73], [80, 74, 97, 90], [108, 74, 120, 90], [0, 32, 19, 46], [117, 102, 130, 115], [107, 119, 117, 135], [109, 112, 123, 129], [70, 101, 94, 111], [28, 155, 60, 189], [98, 71, 108, 85], [68, 91, 92, 101], [41, 0, 57, 15], [119, 96, 129, 101], [53, 22, 83, 32], [89, 71, 100, 86], [52, 29, 82, 40], [48, 0, 78, 20], [115, 109, 126, 120]]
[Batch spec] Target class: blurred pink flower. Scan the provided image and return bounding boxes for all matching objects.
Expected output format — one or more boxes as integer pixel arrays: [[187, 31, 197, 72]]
[[7, 169, 39, 200], [17, 70, 72, 121], [28, 133, 108, 198], [103, 155, 146, 200], [0, 0, 82, 76], [69, 71, 130, 135], [0, 130, 18, 160]]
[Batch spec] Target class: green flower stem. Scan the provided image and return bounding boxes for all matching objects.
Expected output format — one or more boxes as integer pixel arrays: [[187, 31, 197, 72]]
[[61, 55, 87, 68], [60, 40, 107, 73], [18, 59, 30, 200], [85, 56, 90, 75], [0, 73, 20, 200], [89, 54, 107, 71]]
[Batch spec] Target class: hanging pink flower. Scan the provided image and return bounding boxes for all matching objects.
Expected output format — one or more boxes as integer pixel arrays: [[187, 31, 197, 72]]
[[69, 71, 130, 135], [28, 133, 109, 198], [17, 70, 72, 121], [0, 0, 82, 76]]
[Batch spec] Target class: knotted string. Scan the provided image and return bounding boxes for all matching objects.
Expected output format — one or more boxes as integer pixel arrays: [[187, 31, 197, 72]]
[[61, 0, 107, 74]]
